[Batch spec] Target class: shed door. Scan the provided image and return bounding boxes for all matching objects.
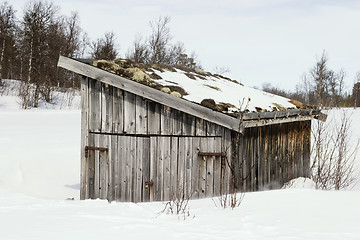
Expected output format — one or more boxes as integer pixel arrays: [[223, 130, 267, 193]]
[[85, 134, 150, 203], [149, 136, 224, 202]]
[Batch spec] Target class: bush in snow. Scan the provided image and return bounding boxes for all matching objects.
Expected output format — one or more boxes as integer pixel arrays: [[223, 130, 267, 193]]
[[310, 109, 359, 190]]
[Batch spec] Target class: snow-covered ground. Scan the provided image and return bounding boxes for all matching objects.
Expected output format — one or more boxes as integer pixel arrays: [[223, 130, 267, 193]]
[[1, 82, 360, 240]]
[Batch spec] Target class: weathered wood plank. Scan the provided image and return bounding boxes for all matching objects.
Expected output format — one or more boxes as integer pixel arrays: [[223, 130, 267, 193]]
[[156, 137, 164, 201], [101, 83, 112, 132], [135, 96, 147, 134], [80, 76, 89, 200], [94, 134, 100, 198], [213, 137, 222, 197], [243, 115, 314, 128], [162, 137, 171, 201], [112, 87, 123, 133], [185, 137, 193, 199], [58, 56, 242, 132], [142, 137, 150, 202], [129, 137, 136, 202], [171, 109, 182, 135], [222, 129, 232, 194], [205, 138, 214, 197], [160, 105, 171, 135], [118, 136, 128, 202], [199, 138, 207, 198], [149, 137, 158, 201], [123, 91, 136, 134], [99, 134, 108, 199], [177, 137, 186, 198], [303, 121, 311, 177], [134, 137, 143, 203], [191, 137, 200, 198], [195, 118, 207, 136], [147, 101, 161, 135], [88, 133, 95, 199], [88, 78, 102, 132], [182, 113, 195, 135], [110, 135, 118, 202], [170, 137, 178, 200]]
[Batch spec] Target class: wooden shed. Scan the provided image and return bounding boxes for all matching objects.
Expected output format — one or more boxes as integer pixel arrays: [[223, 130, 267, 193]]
[[58, 56, 324, 202]]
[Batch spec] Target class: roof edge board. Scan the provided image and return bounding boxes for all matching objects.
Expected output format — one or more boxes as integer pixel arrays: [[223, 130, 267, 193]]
[[243, 115, 313, 128]]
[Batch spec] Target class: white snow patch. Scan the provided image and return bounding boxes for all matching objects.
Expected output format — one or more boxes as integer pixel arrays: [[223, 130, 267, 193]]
[[282, 177, 316, 189], [152, 69, 295, 112]]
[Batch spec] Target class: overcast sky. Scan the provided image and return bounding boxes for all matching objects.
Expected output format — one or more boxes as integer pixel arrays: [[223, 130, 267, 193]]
[[12, 0, 360, 91]]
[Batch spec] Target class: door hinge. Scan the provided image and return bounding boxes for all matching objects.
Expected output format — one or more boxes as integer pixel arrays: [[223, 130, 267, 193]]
[[85, 146, 108, 158]]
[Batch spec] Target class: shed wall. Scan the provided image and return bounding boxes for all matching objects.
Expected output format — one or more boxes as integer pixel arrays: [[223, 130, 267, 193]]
[[238, 121, 311, 192], [81, 77, 312, 202]]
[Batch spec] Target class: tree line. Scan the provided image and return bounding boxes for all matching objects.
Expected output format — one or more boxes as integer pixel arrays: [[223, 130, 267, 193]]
[[0, 1, 199, 108], [262, 52, 360, 108]]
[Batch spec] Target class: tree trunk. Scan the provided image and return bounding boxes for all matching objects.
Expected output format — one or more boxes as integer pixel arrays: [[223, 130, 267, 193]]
[[0, 38, 5, 80]]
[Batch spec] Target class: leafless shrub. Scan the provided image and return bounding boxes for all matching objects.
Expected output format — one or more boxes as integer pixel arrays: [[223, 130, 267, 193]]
[[160, 182, 194, 220], [311, 109, 359, 190], [214, 191, 245, 210]]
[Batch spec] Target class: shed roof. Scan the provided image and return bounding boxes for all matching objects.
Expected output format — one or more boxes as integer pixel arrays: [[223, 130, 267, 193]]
[[57, 56, 323, 131]]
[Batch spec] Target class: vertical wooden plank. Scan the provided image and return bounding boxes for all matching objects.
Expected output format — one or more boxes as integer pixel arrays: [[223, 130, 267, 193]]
[[182, 113, 195, 136], [89, 79, 102, 132], [257, 127, 264, 190], [222, 129, 232, 195], [94, 134, 100, 198], [147, 101, 161, 135], [101, 83, 112, 133], [129, 137, 136, 202], [263, 126, 269, 188], [162, 137, 171, 201], [124, 136, 133, 202], [160, 105, 171, 135], [191, 137, 200, 198], [110, 135, 118, 202], [88, 133, 95, 199], [177, 137, 186, 198], [150, 137, 162, 201], [80, 76, 89, 200], [205, 137, 214, 197], [199, 137, 207, 198], [112, 87, 123, 134], [213, 137, 222, 197], [170, 137, 178, 200], [206, 122, 222, 136], [136, 96, 148, 134], [195, 118, 207, 136], [156, 137, 163, 201], [170, 109, 182, 135], [185, 137, 193, 199], [134, 137, 143, 203], [149, 137, 158, 201], [142, 137, 150, 202], [123, 91, 136, 134], [119, 136, 126, 202], [99, 134, 109, 200], [302, 121, 311, 177]]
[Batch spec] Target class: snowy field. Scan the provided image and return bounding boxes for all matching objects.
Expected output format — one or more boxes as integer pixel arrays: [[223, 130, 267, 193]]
[[1, 85, 360, 240]]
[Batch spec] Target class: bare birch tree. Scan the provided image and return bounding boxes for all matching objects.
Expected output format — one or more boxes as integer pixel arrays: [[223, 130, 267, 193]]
[[311, 110, 359, 190]]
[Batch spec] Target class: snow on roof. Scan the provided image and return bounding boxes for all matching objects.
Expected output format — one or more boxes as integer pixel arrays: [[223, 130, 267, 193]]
[[91, 59, 299, 113]]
